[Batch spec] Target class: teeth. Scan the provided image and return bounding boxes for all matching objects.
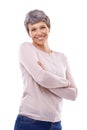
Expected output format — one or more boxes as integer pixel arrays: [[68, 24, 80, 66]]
[[37, 37, 43, 40]]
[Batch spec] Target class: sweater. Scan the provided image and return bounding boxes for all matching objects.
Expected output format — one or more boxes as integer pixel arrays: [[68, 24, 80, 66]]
[[18, 42, 77, 122]]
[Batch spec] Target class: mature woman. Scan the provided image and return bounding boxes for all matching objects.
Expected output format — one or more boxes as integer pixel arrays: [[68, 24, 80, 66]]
[[14, 9, 77, 130]]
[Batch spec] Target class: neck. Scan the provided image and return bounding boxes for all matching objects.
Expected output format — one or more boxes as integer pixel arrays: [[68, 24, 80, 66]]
[[33, 42, 52, 53]]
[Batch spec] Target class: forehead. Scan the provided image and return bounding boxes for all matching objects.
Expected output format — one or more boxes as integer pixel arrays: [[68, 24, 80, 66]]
[[28, 21, 47, 28]]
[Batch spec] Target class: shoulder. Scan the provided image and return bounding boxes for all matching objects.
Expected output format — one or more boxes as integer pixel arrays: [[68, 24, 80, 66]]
[[53, 50, 68, 64], [53, 50, 67, 59], [19, 42, 34, 51], [20, 42, 32, 48]]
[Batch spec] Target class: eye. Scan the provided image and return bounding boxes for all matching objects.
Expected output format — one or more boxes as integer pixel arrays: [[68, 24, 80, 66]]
[[40, 26, 46, 29], [31, 28, 36, 32]]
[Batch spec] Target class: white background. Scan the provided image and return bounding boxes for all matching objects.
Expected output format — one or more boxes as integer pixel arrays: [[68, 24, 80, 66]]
[[0, 0, 87, 130]]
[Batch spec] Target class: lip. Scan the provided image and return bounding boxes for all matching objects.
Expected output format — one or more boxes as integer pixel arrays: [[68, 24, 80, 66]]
[[37, 37, 44, 40], [35, 35, 45, 40]]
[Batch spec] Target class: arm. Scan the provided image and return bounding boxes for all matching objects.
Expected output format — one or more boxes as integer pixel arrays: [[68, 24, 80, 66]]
[[19, 43, 69, 88], [49, 87, 77, 100], [49, 55, 77, 100]]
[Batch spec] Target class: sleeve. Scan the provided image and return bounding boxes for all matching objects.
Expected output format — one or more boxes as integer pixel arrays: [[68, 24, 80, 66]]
[[19, 43, 69, 88], [48, 87, 77, 100], [48, 55, 78, 100]]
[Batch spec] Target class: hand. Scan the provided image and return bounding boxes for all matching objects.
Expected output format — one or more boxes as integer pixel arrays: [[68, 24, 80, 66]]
[[37, 61, 46, 70], [68, 81, 71, 88], [60, 81, 71, 88], [62, 80, 71, 88]]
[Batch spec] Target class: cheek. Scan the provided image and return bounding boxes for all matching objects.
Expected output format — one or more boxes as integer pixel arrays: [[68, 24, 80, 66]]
[[29, 32, 34, 38], [42, 30, 49, 35]]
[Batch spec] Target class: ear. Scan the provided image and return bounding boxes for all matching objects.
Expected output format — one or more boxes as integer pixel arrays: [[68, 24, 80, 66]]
[[28, 31, 31, 37], [48, 27, 50, 32], [28, 32, 30, 37]]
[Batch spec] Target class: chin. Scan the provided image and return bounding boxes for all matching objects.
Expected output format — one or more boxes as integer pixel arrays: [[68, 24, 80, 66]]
[[36, 41, 45, 45]]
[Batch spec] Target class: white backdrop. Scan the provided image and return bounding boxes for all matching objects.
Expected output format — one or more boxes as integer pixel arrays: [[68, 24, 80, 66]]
[[0, 0, 87, 130]]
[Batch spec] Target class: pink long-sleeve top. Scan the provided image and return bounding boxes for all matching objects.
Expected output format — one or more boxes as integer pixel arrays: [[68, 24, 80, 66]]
[[18, 42, 77, 122]]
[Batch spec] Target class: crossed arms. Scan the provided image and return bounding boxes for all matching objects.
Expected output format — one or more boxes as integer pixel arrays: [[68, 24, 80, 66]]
[[19, 43, 77, 100]]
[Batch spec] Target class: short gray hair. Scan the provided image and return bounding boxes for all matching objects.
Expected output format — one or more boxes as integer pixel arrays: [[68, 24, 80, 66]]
[[24, 9, 51, 34]]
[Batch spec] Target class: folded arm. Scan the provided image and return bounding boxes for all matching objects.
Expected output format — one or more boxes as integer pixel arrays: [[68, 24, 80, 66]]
[[49, 87, 77, 100], [19, 43, 69, 89], [48, 56, 78, 100]]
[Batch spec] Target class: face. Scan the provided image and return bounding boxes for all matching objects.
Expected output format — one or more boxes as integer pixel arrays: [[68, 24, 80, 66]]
[[28, 21, 50, 46]]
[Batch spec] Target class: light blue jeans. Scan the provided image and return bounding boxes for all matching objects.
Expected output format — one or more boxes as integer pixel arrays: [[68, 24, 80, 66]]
[[14, 115, 62, 130]]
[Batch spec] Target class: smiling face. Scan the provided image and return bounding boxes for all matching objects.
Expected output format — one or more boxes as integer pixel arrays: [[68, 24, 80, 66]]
[[28, 21, 50, 46]]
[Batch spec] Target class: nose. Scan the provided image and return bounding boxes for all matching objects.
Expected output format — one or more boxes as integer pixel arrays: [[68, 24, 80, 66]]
[[36, 29, 42, 35]]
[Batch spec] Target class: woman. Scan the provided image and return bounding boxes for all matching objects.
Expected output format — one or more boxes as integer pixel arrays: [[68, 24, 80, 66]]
[[14, 9, 77, 130]]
